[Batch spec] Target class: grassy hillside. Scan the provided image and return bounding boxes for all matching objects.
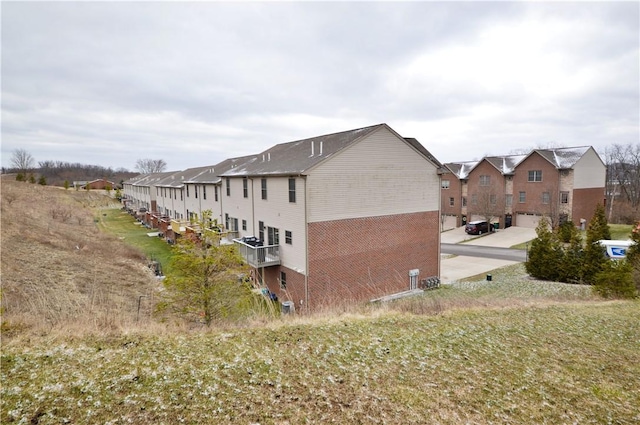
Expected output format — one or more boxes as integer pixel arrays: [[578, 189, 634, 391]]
[[3, 302, 639, 424], [1, 179, 157, 333], [2, 179, 639, 423]]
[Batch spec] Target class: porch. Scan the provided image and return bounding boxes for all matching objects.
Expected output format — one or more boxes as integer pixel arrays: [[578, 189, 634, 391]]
[[233, 237, 281, 268]]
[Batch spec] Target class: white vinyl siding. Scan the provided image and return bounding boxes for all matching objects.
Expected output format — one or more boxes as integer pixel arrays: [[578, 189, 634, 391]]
[[222, 177, 254, 234], [306, 126, 440, 222], [573, 148, 606, 189], [250, 176, 307, 273]]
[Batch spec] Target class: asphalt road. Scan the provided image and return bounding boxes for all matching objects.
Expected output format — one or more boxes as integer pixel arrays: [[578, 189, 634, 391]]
[[441, 243, 528, 262]]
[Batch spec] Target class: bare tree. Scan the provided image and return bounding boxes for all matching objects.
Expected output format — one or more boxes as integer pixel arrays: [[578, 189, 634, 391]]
[[605, 143, 640, 222], [10, 149, 35, 173], [135, 158, 167, 174], [467, 186, 504, 230]]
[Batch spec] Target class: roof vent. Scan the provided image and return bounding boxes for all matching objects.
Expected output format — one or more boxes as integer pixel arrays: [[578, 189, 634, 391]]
[[310, 141, 315, 157], [319, 141, 323, 156], [268, 152, 271, 161], [262, 154, 265, 162]]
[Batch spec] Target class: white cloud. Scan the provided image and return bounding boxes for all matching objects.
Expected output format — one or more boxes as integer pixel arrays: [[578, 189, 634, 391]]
[[1, 2, 637, 169]]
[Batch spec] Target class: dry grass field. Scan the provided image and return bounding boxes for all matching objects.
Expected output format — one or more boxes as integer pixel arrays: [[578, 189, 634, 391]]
[[2, 178, 639, 424], [1, 179, 157, 335]]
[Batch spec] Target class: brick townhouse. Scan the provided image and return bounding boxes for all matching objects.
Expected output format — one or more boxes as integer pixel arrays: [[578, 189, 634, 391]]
[[441, 146, 606, 229], [122, 123, 443, 311]]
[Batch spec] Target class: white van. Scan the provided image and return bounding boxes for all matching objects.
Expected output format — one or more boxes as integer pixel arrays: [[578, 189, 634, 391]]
[[597, 240, 635, 260]]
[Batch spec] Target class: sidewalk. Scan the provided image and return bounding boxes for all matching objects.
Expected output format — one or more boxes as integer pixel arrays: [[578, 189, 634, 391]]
[[440, 226, 536, 283]]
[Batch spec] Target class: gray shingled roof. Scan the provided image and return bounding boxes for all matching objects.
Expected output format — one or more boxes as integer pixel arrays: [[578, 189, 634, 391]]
[[443, 161, 480, 180], [484, 154, 527, 175], [126, 171, 176, 187], [220, 123, 438, 177], [155, 166, 214, 188], [533, 146, 591, 169], [403, 137, 443, 168], [188, 155, 258, 184]]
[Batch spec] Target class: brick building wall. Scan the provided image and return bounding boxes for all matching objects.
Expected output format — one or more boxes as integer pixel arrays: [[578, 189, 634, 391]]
[[306, 210, 440, 310], [465, 160, 507, 225], [512, 153, 560, 218], [572, 187, 605, 224], [440, 172, 462, 226], [261, 266, 306, 311]]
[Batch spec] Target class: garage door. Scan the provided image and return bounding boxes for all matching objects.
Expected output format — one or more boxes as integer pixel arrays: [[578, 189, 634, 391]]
[[441, 215, 458, 231], [516, 213, 542, 228]]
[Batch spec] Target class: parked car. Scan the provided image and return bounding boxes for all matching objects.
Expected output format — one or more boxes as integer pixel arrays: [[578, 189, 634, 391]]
[[465, 220, 490, 235]]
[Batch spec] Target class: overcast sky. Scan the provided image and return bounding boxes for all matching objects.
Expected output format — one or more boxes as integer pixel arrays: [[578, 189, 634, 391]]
[[2, 1, 638, 172]]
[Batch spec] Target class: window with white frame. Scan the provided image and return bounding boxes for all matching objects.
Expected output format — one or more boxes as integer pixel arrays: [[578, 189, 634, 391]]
[[449, 197, 454, 206], [519, 191, 526, 203], [442, 180, 450, 189], [243, 178, 248, 198], [479, 175, 490, 186], [285, 230, 292, 244], [528, 170, 542, 182], [505, 194, 513, 206], [560, 191, 569, 204], [542, 192, 550, 204], [288, 178, 296, 203]]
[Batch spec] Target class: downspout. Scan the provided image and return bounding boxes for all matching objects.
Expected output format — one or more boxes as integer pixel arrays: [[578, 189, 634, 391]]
[[219, 182, 223, 228], [250, 178, 255, 235], [304, 175, 309, 312], [437, 171, 442, 281], [250, 177, 261, 286]]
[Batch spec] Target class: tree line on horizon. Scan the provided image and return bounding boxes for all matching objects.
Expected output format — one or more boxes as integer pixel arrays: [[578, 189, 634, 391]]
[[3, 149, 167, 187]]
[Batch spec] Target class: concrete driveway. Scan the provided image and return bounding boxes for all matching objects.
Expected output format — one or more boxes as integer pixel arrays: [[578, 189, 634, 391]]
[[440, 226, 537, 283]]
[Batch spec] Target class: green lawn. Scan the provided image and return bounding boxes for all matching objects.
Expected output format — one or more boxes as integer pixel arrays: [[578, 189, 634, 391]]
[[97, 208, 174, 274], [3, 299, 638, 424], [610, 224, 633, 240], [510, 223, 634, 250]]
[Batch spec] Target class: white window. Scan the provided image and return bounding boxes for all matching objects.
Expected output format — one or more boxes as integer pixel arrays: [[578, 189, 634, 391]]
[[528, 170, 542, 182]]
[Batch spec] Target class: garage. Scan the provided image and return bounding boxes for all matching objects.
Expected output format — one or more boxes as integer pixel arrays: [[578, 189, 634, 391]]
[[516, 213, 543, 228], [441, 214, 458, 231]]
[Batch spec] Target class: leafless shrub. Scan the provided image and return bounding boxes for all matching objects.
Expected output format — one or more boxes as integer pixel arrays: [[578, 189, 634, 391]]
[[4, 192, 17, 204]]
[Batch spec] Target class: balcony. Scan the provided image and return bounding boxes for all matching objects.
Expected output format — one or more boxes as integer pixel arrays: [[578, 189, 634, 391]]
[[233, 237, 280, 268]]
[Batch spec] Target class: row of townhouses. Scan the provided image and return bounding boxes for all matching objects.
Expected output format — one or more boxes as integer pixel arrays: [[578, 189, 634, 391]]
[[440, 147, 606, 230], [123, 123, 607, 311], [123, 124, 444, 311]]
